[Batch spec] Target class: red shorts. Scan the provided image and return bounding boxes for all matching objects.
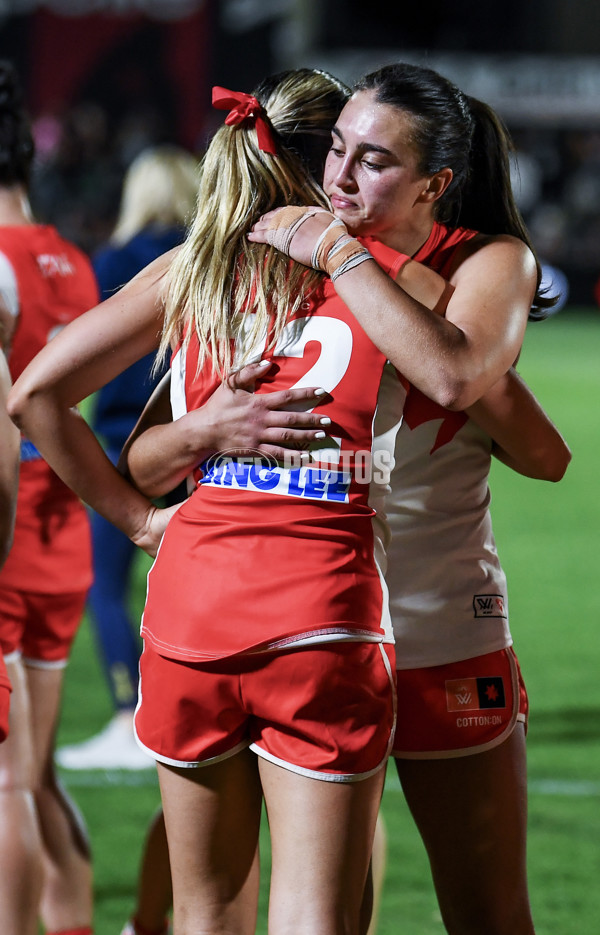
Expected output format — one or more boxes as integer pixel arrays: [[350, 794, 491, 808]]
[[0, 653, 11, 742], [136, 640, 396, 781], [393, 648, 528, 759], [0, 587, 88, 666]]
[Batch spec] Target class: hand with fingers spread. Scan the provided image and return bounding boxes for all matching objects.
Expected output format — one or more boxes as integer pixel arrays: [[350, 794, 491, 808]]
[[205, 359, 331, 457], [122, 359, 332, 499]]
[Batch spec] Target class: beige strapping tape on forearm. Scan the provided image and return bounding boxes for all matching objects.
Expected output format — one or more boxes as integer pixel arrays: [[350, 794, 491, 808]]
[[260, 206, 372, 279], [311, 218, 347, 269], [261, 207, 323, 254], [310, 217, 373, 280], [327, 238, 373, 281]]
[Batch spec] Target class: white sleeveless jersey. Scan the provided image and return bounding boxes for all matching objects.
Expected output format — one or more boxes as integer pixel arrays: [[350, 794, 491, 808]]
[[374, 381, 511, 669]]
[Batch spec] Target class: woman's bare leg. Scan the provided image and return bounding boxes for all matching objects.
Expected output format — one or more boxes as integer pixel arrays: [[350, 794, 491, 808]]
[[396, 724, 535, 935], [157, 748, 262, 935], [0, 657, 43, 935], [260, 758, 385, 935], [361, 811, 387, 935], [132, 807, 173, 932], [26, 663, 93, 932]]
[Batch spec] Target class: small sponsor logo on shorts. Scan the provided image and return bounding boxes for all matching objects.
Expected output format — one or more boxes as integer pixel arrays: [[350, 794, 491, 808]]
[[445, 676, 506, 712], [456, 714, 503, 728], [473, 594, 506, 618]]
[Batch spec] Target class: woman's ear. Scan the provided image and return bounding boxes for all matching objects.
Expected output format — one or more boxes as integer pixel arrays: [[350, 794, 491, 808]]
[[418, 167, 454, 203]]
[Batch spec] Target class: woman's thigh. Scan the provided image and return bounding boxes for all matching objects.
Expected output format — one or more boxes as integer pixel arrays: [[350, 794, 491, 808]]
[[396, 724, 534, 934], [260, 756, 385, 935], [157, 749, 262, 935]]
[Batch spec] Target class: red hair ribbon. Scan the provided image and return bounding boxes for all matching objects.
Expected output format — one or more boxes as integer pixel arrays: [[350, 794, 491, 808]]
[[212, 86, 277, 155]]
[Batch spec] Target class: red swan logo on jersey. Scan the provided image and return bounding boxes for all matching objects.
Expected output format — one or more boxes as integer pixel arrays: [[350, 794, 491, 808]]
[[403, 387, 468, 453]]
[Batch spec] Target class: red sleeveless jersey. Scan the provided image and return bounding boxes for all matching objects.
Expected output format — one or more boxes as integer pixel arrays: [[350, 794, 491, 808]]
[[0, 225, 98, 593], [141, 242, 408, 662]]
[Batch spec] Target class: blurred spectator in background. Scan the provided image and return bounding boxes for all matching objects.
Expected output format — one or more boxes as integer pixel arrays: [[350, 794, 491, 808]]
[[56, 144, 199, 772], [510, 124, 600, 306], [511, 144, 570, 313], [31, 102, 123, 256]]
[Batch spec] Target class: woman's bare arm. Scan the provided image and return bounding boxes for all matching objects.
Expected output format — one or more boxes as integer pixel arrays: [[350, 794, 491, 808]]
[[121, 251, 567, 500], [120, 250, 458, 500], [249, 209, 536, 409], [397, 255, 570, 480], [467, 369, 571, 481], [7, 253, 179, 555], [120, 362, 332, 499]]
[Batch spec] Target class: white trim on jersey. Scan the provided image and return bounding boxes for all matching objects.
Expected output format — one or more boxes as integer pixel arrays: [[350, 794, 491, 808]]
[[170, 346, 187, 420], [0, 250, 20, 318]]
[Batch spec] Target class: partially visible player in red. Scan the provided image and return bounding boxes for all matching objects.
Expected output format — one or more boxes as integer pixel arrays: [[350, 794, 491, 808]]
[[0, 60, 98, 935]]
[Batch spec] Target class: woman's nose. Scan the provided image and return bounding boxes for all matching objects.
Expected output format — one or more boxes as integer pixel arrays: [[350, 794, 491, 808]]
[[334, 156, 355, 189]]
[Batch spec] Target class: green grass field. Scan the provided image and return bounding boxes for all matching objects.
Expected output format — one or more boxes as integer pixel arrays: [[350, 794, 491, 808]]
[[57, 308, 600, 934]]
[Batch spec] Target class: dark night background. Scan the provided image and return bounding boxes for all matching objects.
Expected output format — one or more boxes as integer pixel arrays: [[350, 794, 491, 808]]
[[1, 0, 599, 303]]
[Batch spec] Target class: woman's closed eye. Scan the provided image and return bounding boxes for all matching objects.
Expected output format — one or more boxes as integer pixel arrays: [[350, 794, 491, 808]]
[[361, 158, 385, 171]]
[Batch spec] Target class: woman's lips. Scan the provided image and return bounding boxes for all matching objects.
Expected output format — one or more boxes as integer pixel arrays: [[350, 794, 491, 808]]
[[329, 194, 357, 211]]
